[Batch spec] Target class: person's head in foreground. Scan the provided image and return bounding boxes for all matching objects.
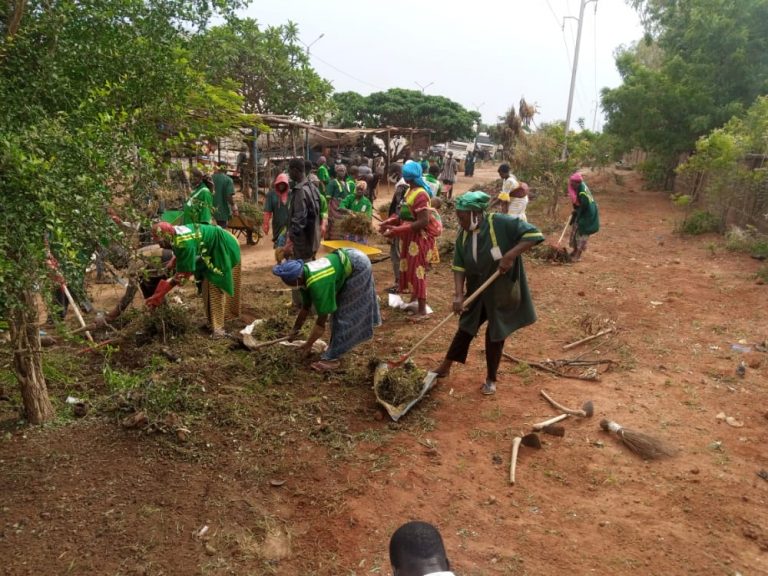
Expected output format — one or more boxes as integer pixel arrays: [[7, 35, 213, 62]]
[[497, 163, 510, 178], [272, 259, 304, 287], [455, 191, 490, 231], [389, 521, 452, 576]]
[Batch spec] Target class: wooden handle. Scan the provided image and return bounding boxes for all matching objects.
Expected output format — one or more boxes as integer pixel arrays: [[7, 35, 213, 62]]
[[61, 284, 93, 343], [540, 390, 581, 416], [532, 413, 569, 430], [562, 328, 614, 351], [509, 436, 522, 485], [250, 336, 291, 350], [401, 270, 502, 361], [556, 216, 571, 246]]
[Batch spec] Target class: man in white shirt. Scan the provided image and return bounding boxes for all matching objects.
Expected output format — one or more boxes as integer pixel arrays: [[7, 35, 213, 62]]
[[389, 521, 455, 576], [493, 163, 528, 220]]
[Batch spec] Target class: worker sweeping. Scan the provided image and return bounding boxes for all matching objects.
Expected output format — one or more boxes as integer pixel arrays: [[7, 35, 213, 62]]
[[148, 222, 241, 338], [272, 248, 381, 373], [432, 191, 544, 395]]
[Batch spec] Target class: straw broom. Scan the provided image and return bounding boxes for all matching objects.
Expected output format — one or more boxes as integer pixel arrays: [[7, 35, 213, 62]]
[[600, 419, 676, 460]]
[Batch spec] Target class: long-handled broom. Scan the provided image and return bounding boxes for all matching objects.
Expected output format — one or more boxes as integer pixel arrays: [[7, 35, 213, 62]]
[[600, 419, 676, 460]]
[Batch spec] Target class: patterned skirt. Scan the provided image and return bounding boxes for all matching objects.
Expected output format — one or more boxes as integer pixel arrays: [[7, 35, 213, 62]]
[[323, 249, 381, 360], [203, 264, 241, 331], [398, 230, 433, 299]]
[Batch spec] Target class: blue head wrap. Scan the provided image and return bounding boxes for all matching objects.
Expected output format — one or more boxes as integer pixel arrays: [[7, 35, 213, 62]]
[[402, 160, 432, 196], [272, 259, 304, 283]]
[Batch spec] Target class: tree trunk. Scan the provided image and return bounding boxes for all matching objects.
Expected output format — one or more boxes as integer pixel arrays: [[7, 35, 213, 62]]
[[9, 291, 55, 424]]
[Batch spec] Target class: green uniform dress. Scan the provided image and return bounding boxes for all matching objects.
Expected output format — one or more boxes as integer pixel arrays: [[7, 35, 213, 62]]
[[339, 193, 373, 218], [300, 248, 381, 361], [452, 214, 544, 341], [212, 172, 235, 224], [183, 183, 213, 225], [264, 190, 290, 247], [172, 224, 241, 296], [316, 164, 330, 194], [574, 183, 600, 235]]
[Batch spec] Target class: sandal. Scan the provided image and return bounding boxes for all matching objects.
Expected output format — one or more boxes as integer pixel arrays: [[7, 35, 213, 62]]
[[408, 314, 431, 323], [311, 359, 341, 373]]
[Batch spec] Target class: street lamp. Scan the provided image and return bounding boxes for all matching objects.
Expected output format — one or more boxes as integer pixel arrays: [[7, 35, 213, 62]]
[[415, 81, 434, 94], [300, 33, 325, 55]]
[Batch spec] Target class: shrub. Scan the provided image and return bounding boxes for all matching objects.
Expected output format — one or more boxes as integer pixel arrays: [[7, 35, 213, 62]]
[[678, 210, 720, 235]]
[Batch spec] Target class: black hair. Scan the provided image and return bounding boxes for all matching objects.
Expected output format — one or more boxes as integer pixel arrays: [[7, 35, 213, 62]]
[[288, 158, 305, 173], [498, 163, 510, 173], [389, 521, 449, 572], [428, 164, 440, 177], [304, 160, 314, 172]]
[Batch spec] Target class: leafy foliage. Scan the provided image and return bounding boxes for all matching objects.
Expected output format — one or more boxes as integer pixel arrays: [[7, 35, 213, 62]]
[[604, 0, 768, 186], [190, 18, 334, 120], [676, 96, 768, 228], [330, 89, 479, 142], [0, 0, 250, 422]]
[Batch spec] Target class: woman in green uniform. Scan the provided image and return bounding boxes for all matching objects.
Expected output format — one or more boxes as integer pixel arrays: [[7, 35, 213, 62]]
[[432, 192, 544, 395], [148, 221, 241, 337], [183, 168, 214, 225], [272, 248, 381, 372], [567, 172, 599, 261]]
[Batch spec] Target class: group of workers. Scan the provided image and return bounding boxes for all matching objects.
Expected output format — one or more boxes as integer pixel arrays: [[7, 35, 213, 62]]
[[133, 156, 598, 393]]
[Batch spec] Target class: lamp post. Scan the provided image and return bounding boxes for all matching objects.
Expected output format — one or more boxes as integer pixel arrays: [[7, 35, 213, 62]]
[[415, 81, 434, 94], [300, 33, 325, 55]]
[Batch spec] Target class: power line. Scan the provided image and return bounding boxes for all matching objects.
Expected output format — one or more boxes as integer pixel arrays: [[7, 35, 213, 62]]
[[310, 53, 384, 91]]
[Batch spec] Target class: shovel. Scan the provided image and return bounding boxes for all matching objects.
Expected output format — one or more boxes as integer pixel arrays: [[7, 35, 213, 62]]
[[373, 269, 502, 421], [386, 269, 502, 369]]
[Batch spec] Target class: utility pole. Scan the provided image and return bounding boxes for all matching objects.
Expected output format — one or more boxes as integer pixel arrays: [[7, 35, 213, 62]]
[[562, 0, 597, 160]]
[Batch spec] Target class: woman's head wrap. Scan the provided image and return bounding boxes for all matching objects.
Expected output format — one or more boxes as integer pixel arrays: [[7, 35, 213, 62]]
[[274, 172, 290, 193], [568, 172, 583, 204], [272, 259, 304, 283], [455, 191, 491, 212], [402, 160, 431, 194], [152, 221, 177, 242]]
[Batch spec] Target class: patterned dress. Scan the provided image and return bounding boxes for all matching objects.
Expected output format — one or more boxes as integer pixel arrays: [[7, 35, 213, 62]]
[[398, 186, 434, 299]]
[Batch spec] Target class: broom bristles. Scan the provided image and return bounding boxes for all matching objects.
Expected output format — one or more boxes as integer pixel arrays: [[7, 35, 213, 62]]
[[601, 419, 676, 460]]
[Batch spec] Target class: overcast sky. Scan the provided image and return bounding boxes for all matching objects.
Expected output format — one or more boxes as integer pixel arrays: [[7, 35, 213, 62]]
[[242, 0, 644, 132]]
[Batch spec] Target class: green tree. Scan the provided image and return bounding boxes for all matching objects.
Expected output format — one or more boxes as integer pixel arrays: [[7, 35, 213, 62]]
[[0, 0, 248, 424], [604, 0, 768, 187], [330, 91, 370, 127], [331, 88, 479, 142], [190, 18, 334, 120]]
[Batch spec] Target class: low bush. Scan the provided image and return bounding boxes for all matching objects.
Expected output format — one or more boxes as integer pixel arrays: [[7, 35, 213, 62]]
[[678, 210, 720, 235]]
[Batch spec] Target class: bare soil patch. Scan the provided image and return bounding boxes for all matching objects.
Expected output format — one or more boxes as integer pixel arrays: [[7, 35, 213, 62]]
[[1, 166, 767, 575]]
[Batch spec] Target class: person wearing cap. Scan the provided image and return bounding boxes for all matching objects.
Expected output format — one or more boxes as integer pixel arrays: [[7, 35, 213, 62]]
[[379, 160, 439, 320], [212, 162, 238, 227], [438, 151, 458, 199], [432, 191, 544, 395], [389, 521, 454, 576], [183, 167, 214, 225], [272, 248, 381, 372], [147, 222, 241, 337], [567, 172, 600, 262]]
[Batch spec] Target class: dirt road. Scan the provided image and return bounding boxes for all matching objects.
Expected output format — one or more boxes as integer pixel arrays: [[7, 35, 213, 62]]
[[1, 166, 766, 575]]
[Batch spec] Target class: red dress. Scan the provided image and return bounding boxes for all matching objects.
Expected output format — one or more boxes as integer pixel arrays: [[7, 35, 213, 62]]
[[397, 187, 433, 299]]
